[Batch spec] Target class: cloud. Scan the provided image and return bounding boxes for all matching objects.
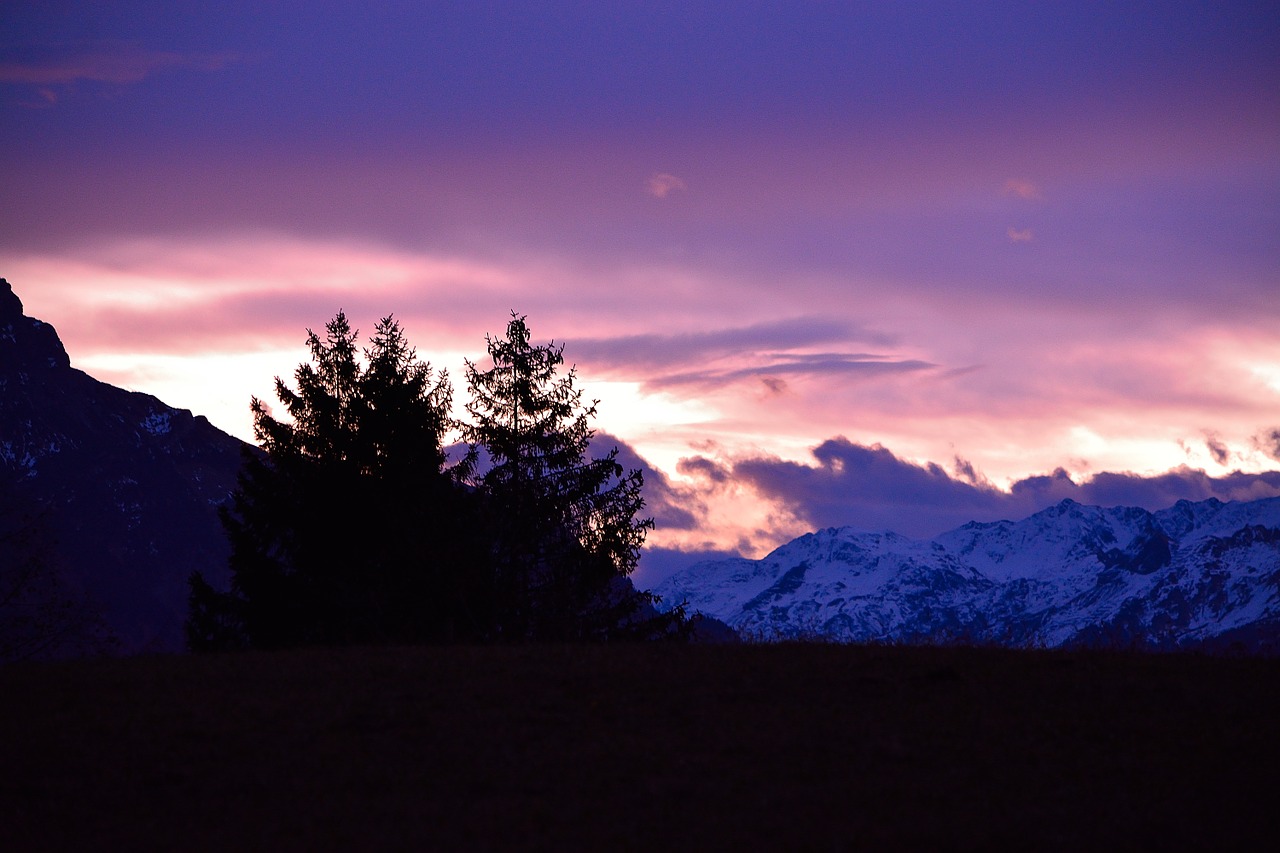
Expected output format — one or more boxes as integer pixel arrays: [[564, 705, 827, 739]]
[[592, 432, 706, 533], [1204, 432, 1231, 466], [576, 432, 752, 588], [759, 376, 788, 396], [647, 172, 687, 198], [571, 317, 896, 371], [1007, 226, 1034, 243], [568, 318, 922, 392], [1003, 179, 1041, 200], [451, 430, 707, 536], [678, 456, 730, 484], [1257, 428, 1280, 462], [953, 456, 987, 485], [647, 355, 935, 391], [1010, 465, 1280, 509], [2, 237, 517, 355], [0, 44, 239, 101], [727, 439, 1008, 538], [712, 436, 1280, 539]]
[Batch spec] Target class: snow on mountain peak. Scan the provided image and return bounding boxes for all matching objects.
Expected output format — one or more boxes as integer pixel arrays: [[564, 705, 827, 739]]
[[653, 495, 1280, 651]]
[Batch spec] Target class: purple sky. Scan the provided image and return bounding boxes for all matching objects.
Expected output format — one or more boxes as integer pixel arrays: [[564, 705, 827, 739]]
[[3, 2, 1278, 582]]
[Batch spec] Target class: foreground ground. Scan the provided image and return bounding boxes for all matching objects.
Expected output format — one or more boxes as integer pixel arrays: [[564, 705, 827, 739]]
[[1, 643, 1276, 850]]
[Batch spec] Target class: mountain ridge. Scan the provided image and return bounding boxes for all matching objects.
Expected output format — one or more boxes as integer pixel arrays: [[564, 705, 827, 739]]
[[5, 276, 1278, 655], [1, 278, 248, 657], [654, 495, 1280, 652]]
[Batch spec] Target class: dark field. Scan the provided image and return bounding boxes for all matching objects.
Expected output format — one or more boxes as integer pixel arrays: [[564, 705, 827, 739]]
[[2, 644, 1276, 850]]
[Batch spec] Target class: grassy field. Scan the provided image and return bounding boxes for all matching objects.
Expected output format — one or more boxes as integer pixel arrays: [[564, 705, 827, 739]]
[[2, 643, 1276, 850]]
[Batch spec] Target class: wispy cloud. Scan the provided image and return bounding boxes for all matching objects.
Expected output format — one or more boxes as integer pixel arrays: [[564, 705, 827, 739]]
[[1256, 428, 1280, 462], [0, 43, 239, 103], [1003, 178, 1041, 200], [1, 236, 517, 356], [1007, 226, 1034, 243], [647, 172, 686, 198], [1204, 431, 1231, 465], [647, 355, 935, 391], [571, 318, 897, 371], [567, 318, 923, 392]]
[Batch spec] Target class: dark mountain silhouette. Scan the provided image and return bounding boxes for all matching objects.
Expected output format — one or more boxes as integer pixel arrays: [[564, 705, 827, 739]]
[[1, 279, 247, 657]]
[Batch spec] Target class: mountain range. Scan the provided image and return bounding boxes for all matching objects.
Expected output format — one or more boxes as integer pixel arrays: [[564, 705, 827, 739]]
[[4, 277, 1278, 656], [654, 495, 1280, 652], [1, 279, 246, 658]]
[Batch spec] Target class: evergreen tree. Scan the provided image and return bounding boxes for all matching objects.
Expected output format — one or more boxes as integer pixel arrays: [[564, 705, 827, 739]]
[[463, 314, 683, 641], [188, 313, 487, 650]]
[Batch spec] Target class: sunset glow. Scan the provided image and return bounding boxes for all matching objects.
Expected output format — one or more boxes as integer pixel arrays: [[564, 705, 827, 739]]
[[3, 3, 1277, 576]]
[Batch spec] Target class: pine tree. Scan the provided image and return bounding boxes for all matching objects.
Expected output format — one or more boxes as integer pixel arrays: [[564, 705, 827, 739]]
[[463, 314, 682, 641], [188, 313, 487, 650]]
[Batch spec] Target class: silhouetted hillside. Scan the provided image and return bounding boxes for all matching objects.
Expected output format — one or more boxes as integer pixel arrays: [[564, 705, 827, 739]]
[[1, 279, 247, 656]]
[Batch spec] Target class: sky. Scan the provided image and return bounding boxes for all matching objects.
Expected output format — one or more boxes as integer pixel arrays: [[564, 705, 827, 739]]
[[3, 2, 1278, 584]]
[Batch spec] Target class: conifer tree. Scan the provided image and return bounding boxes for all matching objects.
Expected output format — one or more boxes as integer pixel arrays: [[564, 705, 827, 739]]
[[463, 314, 681, 640], [188, 313, 487, 650]]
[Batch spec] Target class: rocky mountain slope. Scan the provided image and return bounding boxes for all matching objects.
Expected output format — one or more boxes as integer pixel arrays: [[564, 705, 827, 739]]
[[654, 496, 1280, 652], [1, 279, 247, 657]]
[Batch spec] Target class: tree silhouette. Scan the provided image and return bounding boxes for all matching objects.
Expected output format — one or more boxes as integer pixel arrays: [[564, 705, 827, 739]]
[[190, 311, 686, 649], [464, 314, 681, 640], [188, 313, 488, 650]]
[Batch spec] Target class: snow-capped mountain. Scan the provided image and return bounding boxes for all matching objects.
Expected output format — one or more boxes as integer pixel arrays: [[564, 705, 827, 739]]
[[1, 279, 248, 657], [653, 496, 1280, 652]]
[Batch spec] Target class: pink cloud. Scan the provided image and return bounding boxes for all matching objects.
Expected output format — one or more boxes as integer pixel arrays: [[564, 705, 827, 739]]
[[0, 44, 240, 100], [647, 173, 686, 198], [1003, 178, 1041, 200], [7, 230, 1280, 560], [2, 5, 1275, 566], [10, 226, 1276, 500]]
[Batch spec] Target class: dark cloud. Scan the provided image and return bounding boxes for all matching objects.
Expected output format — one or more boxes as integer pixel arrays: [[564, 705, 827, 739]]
[[953, 456, 981, 484], [447, 431, 706, 536], [569, 318, 898, 372], [1204, 432, 1231, 465], [648, 355, 934, 391], [759, 376, 788, 395], [1029, 466, 1280, 509], [677, 456, 731, 483], [1255, 428, 1280, 462], [591, 433, 704, 533], [731, 439, 1007, 538], [721, 437, 1280, 539], [568, 314, 932, 395]]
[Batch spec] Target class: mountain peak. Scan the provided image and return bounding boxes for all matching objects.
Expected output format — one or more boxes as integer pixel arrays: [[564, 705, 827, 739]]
[[655, 493, 1280, 652], [2, 277, 250, 656], [1, 278, 71, 371], [1, 277, 21, 316]]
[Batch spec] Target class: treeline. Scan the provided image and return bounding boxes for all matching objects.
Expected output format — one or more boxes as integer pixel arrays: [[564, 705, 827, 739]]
[[188, 313, 687, 650]]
